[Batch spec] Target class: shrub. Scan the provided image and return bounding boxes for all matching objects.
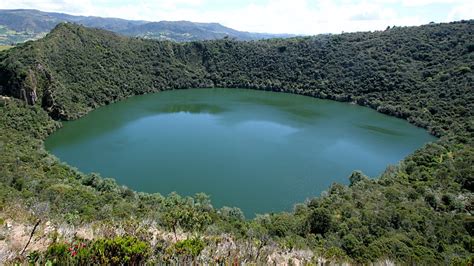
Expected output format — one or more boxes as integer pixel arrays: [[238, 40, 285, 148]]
[[44, 243, 70, 265], [42, 236, 150, 265], [89, 236, 151, 265], [172, 237, 206, 258], [308, 208, 333, 236]]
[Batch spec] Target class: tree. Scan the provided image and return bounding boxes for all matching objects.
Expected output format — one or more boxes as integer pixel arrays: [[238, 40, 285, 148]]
[[220, 206, 245, 221], [348, 171, 368, 187], [160, 192, 188, 241], [308, 208, 332, 236], [160, 192, 212, 240], [342, 234, 361, 257]]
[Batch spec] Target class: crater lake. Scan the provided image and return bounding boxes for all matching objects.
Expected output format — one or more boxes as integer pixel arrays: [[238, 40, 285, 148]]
[[45, 88, 436, 217]]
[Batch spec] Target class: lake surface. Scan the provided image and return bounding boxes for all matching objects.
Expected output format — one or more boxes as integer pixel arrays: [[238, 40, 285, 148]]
[[45, 88, 436, 217]]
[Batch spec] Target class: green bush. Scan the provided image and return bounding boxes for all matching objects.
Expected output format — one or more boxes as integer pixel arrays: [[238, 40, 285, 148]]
[[308, 208, 333, 236], [89, 236, 151, 264], [1, 20, 473, 264], [42, 237, 150, 265], [166, 237, 206, 261], [44, 243, 70, 265]]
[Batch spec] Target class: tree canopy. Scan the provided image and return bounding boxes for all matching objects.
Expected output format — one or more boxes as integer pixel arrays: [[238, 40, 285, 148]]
[[0, 20, 472, 264]]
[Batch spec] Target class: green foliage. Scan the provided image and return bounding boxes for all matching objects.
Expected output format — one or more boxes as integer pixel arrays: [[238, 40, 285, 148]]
[[1, 20, 473, 138], [40, 237, 150, 265], [88, 236, 150, 264], [323, 246, 349, 262], [170, 237, 206, 258], [308, 208, 333, 236], [267, 213, 297, 237], [0, 21, 473, 264], [348, 171, 368, 187], [342, 234, 361, 257], [44, 243, 70, 264], [160, 192, 213, 238], [220, 206, 245, 221]]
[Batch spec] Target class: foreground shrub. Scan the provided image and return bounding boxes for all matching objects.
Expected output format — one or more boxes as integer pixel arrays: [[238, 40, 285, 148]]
[[164, 237, 206, 263], [40, 236, 150, 265]]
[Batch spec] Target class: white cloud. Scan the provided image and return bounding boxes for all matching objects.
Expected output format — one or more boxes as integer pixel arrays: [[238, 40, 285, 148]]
[[184, 0, 423, 34], [400, 0, 455, 7], [0, 0, 91, 15], [0, 0, 472, 34], [447, 1, 474, 21]]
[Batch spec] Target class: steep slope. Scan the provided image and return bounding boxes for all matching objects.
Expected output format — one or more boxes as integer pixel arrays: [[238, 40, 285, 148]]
[[0, 21, 473, 264], [2, 21, 472, 137]]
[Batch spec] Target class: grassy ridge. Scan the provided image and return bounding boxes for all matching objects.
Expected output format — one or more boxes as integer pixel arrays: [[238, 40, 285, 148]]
[[0, 21, 473, 263]]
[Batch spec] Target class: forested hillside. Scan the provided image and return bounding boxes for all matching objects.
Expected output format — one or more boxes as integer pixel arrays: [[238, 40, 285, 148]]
[[118, 21, 292, 41], [0, 21, 473, 264], [0, 9, 291, 45]]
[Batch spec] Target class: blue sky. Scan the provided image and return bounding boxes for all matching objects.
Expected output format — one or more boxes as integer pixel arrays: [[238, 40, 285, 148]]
[[1, 0, 472, 34]]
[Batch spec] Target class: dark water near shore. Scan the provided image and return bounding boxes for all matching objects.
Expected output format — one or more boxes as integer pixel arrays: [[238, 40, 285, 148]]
[[45, 88, 436, 217]]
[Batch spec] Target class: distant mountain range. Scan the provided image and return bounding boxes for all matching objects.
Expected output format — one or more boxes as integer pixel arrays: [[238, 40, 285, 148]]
[[0, 9, 294, 45]]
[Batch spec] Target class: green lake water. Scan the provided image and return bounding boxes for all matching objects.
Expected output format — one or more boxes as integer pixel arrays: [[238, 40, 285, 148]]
[[45, 88, 436, 217]]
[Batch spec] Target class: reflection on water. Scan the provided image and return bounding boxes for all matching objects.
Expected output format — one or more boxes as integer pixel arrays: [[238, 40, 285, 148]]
[[153, 103, 227, 114], [357, 124, 405, 136], [242, 95, 323, 119], [45, 88, 436, 217]]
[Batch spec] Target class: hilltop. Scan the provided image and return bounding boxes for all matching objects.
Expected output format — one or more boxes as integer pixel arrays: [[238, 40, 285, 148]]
[[118, 20, 291, 41], [0, 9, 293, 45]]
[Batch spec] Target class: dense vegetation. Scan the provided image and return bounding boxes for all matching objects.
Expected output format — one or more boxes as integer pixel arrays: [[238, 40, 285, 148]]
[[0, 21, 473, 264], [0, 9, 289, 45]]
